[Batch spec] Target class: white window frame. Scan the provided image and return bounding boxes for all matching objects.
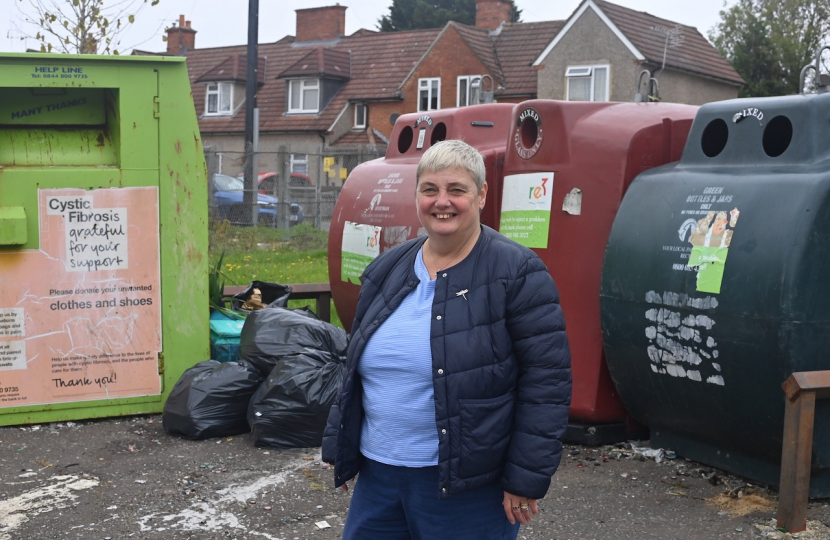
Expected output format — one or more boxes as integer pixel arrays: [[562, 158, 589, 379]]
[[290, 153, 308, 174], [354, 102, 367, 129], [288, 79, 320, 113], [418, 77, 441, 112], [565, 64, 610, 102], [457, 75, 482, 107], [205, 82, 233, 115]]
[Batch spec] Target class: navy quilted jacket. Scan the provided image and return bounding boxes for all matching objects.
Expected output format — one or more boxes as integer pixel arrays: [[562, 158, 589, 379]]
[[323, 225, 571, 499]]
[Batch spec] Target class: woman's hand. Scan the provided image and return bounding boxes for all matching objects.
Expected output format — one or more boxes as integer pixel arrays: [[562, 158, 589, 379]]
[[502, 491, 538, 525]]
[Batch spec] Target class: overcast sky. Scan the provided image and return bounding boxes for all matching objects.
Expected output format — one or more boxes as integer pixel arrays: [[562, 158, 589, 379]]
[[3, 0, 732, 54]]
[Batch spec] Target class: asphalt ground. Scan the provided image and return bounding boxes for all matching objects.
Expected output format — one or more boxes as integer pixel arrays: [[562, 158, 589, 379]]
[[1, 414, 830, 540]]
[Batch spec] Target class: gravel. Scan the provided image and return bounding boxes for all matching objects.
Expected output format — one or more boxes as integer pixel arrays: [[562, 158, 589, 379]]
[[1, 415, 829, 539]]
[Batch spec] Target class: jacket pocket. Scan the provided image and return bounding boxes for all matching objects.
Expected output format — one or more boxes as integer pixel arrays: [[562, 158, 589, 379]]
[[458, 393, 513, 479]]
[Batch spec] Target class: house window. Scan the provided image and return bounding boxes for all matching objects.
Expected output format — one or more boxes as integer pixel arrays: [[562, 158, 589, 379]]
[[206, 82, 233, 115], [418, 78, 440, 111], [288, 79, 320, 113], [457, 75, 482, 107], [291, 154, 308, 175], [354, 103, 367, 129], [566, 65, 610, 102]]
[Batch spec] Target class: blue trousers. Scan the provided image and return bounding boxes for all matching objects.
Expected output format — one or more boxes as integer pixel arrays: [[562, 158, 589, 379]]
[[342, 458, 520, 540]]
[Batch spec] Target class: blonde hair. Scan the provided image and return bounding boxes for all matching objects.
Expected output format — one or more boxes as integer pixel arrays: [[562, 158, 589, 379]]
[[416, 139, 486, 192]]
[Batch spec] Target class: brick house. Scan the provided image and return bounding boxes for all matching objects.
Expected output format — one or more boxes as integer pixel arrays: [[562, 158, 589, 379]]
[[138, 1, 565, 183], [142, 0, 742, 184], [533, 0, 745, 104], [142, 6, 488, 177]]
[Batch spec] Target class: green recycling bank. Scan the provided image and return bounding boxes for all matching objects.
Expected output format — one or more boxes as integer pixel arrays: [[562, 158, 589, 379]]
[[0, 53, 208, 426]]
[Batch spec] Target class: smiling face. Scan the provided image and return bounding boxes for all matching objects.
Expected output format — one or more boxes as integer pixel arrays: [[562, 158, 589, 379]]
[[416, 166, 487, 242]]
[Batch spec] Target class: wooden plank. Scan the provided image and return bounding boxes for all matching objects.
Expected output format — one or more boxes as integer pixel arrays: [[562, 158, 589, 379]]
[[784, 371, 830, 400], [223, 282, 332, 322], [777, 390, 817, 533]]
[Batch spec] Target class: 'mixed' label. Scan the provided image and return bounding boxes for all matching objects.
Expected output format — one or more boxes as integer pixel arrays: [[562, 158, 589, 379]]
[[514, 108, 543, 159], [732, 107, 764, 124]]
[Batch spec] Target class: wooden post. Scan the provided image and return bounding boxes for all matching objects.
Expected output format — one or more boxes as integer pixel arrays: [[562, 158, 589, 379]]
[[777, 371, 830, 533], [316, 151, 324, 229], [277, 146, 288, 230], [777, 387, 816, 533]]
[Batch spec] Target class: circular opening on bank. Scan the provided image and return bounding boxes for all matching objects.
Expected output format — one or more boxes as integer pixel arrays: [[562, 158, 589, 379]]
[[430, 122, 447, 146], [398, 126, 413, 154], [701, 118, 728, 158], [520, 116, 538, 149], [762, 115, 793, 157]]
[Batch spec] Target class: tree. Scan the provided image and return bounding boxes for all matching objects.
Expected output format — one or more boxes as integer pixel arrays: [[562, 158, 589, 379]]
[[15, 0, 161, 55], [378, 0, 521, 32], [709, 0, 830, 97]]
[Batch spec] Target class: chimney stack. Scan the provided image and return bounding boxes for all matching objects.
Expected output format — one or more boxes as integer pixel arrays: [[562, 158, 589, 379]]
[[296, 5, 347, 43], [475, 0, 514, 31], [166, 14, 196, 55]]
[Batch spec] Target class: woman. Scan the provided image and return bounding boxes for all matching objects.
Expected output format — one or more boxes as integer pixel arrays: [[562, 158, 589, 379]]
[[323, 139, 571, 540]]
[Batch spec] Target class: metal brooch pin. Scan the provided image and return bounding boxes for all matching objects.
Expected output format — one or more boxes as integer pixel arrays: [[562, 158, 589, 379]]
[[456, 289, 469, 301]]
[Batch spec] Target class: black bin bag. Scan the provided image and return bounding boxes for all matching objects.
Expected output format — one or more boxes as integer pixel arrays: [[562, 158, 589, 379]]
[[230, 280, 292, 312], [163, 360, 264, 440], [248, 349, 346, 448], [239, 307, 349, 377]]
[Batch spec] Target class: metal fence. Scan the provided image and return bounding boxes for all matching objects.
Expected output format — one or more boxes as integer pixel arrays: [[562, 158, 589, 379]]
[[205, 144, 384, 249]]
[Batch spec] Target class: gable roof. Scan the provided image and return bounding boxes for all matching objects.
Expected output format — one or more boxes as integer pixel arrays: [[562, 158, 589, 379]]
[[343, 27, 443, 101], [278, 47, 351, 80], [172, 8, 567, 138], [453, 23, 505, 87], [173, 0, 741, 138], [179, 28, 442, 135], [194, 54, 266, 84], [596, 0, 743, 85], [533, 0, 744, 86], [493, 20, 565, 98]]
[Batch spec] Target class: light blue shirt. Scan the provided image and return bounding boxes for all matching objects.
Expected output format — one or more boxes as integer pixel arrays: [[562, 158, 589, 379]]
[[358, 247, 438, 466]]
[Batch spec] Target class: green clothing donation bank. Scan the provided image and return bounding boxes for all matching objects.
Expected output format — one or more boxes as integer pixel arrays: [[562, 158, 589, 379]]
[[0, 53, 208, 426]]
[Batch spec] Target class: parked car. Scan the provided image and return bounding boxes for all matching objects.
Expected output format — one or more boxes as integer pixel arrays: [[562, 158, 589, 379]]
[[211, 174, 304, 226], [254, 172, 313, 195]]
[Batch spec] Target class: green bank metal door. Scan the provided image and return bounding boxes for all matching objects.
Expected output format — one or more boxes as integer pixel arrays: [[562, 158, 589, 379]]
[[0, 53, 208, 425]]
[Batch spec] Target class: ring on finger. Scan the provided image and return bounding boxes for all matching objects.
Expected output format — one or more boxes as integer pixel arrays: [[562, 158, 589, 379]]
[[520, 504, 530, 511], [511, 505, 520, 510]]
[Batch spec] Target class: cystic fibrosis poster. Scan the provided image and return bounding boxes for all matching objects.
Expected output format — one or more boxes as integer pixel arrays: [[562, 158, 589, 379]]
[[341, 221, 382, 284], [0, 187, 162, 408], [499, 172, 554, 248]]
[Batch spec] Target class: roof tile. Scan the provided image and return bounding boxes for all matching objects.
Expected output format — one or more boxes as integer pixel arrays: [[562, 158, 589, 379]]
[[278, 48, 351, 80], [173, 0, 740, 136], [181, 28, 441, 134], [194, 54, 266, 84], [453, 23, 505, 85], [593, 0, 744, 85], [494, 20, 565, 97]]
